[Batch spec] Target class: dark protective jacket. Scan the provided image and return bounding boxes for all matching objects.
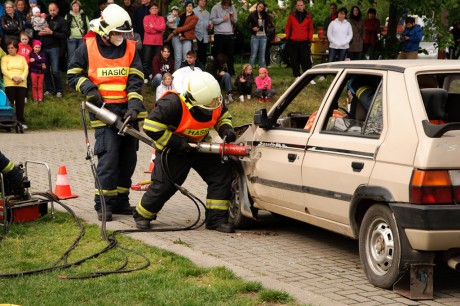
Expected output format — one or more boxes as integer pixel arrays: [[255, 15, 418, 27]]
[[0, 150, 22, 188], [67, 35, 146, 128], [142, 92, 233, 150]]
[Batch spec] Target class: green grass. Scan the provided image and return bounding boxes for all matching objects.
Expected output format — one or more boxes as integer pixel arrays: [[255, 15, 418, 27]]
[[0, 212, 296, 305]]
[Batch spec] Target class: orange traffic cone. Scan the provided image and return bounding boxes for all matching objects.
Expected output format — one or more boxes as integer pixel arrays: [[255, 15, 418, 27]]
[[144, 149, 156, 173], [54, 165, 78, 200]]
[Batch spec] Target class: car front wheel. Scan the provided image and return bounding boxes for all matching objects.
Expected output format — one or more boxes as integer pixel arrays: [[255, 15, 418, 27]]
[[229, 167, 257, 229], [359, 204, 403, 289]]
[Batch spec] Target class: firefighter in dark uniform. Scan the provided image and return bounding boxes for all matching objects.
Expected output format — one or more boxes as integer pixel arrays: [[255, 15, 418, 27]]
[[134, 70, 237, 233], [67, 4, 147, 221], [0, 151, 23, 194]]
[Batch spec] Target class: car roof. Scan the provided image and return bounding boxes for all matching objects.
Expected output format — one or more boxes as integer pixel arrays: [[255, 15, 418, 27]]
[[313, 60, 460, 73]]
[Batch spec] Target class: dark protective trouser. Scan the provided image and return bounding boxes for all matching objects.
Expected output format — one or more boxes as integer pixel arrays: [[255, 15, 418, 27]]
[[93, 126, 138, 212], [286, 40, 312, 78], [137, 149, 233, 228]]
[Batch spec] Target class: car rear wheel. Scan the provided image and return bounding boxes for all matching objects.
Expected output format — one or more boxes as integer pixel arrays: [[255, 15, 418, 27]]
[[229, 167, 257, 229], [359, 204, 403, 289]]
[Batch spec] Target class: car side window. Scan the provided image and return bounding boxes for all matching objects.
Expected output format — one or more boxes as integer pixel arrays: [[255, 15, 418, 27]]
[[322, 74, 382, 138], [276, 74, 336, 131]]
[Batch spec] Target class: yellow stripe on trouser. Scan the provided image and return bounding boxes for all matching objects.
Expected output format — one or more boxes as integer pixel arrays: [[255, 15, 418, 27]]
[[117, 186, 129, 194], [1, 161, 14, 174], [95, 189, 118, 196], [206, 199, 230, 210], [136, 200, 157, 219]]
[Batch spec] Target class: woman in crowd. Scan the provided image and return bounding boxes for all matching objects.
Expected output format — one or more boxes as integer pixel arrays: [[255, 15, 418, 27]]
[[348, 5, 364, 60], [2, 1, 24, 48], [170, 0, 198, 69], [65, 0, 89, 65], [327, 7, 352, 62], [151, 44, 174, 90], [244, 1, 273, 68], [1, 39, 29, 129], [142, 2, 165, 83], [363, 8, 380, 60], [14, 0, 31, 36]]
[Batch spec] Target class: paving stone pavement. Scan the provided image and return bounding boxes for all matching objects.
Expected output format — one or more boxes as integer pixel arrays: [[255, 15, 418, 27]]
[[2, 130, 460, 306]]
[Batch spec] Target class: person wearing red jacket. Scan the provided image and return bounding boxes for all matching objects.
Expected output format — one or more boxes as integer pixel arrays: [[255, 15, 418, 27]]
[[284, 0, 314, 78], [363, 8, 380, 60]]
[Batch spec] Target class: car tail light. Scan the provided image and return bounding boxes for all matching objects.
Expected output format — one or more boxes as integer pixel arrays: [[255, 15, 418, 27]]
[[410, 170, 453, 204]]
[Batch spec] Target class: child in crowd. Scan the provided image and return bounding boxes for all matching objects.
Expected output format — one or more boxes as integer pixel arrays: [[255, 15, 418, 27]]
[[235, 63, 254, 102], [31, 7, 48, 32], [18, 32, 32, 64], [164, 6, 179, 42], [155, 72, 175, 101], [29, 40, 46, 102], [255, 67, 276, 103]]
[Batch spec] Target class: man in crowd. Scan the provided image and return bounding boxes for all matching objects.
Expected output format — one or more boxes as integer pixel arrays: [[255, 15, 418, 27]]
[[285, 0, 314, 79], [39, 3, 68, 98], [210, 0, 237, 76], [67, 4, 147, 221], [397, 16, 423, 59], [193, 0, 212, 67]]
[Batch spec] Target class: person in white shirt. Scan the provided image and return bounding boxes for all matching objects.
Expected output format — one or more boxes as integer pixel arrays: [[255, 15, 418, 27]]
[[327, 7, 352, 62]]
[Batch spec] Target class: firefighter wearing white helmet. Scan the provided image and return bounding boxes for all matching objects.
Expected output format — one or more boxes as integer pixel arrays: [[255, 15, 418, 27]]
[[67, 4, 146, 222], [136, 70, 237, 233]]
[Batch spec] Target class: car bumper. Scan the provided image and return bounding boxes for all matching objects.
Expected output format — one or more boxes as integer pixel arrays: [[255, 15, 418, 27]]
[[390, 203, 460, 251]]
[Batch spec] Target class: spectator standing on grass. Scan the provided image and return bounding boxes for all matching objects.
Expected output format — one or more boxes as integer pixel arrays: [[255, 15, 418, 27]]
[[2, 1, 24, 49], [142, 2, 165, 83], [15, 0, 32, 37], [348, 6, 364, 60], [210, 0, 237, 76], [29, 39, 45, 102], [206, 53, 233, 103], [193, 0, 211, 67], [122, 0, 137, 21], [397, 16, 422, 59], [92, 0, 108, 19], [327, 7, 352, 62], [151, 44, 174, 90], [2, 40, 29, 129], [254, 67, 275, 103], [323, 2, 337, 35], [169, 0, 198, 70], [39, 3, 68, 98], [235, 63, 254, 102], [284, 0, 313, 79], [363, 8, 380, 60], [65, 0, 89, 65], [132, 0, 150, 41], [18, 31, 31, 64], [244, 1, 273, 69]]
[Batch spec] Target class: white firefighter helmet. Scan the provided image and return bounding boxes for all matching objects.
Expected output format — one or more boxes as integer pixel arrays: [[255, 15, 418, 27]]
[[97, 4, 132, 38], [182, 71, 222, 110]]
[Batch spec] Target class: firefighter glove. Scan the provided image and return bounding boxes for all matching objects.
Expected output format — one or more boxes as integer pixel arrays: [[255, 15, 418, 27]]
[[124, 109, 138, 122], [219, 127, 236, 143], [87, 89, 103, 107], [168, 134, 194, 154]]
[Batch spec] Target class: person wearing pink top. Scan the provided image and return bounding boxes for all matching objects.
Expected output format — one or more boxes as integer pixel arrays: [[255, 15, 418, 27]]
[[18, 32, 32, 64], [254, 67, 275, 103], [142, 3, 165, 83]]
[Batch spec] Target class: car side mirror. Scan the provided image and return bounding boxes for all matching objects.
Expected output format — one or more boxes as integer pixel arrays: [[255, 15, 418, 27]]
[[254, 109, 271, 129]]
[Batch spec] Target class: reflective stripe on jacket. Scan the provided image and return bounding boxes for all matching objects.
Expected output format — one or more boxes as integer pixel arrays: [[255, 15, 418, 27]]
[[86, 37, 136, 103]]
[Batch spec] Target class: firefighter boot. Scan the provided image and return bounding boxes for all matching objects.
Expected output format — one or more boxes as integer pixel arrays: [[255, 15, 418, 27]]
[[205, 209, 235, 233], [97, 210, 113, 222], [133, 210, 151, 229]]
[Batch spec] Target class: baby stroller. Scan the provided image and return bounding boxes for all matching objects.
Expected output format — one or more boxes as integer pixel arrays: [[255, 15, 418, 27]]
[[0, 85, 24, 133]]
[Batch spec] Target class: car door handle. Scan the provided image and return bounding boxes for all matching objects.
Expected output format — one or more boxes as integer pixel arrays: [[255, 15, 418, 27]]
[[288, 153, 297, 162], [352, 162, 364, 172]]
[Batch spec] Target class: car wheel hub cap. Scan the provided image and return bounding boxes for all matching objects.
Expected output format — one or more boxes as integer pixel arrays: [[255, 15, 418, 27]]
[[369, 221, 394, 275]]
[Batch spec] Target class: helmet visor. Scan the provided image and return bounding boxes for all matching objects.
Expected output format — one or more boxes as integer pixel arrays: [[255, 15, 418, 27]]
[[196, 95, 223, 110], [112, 20, 133, 33]]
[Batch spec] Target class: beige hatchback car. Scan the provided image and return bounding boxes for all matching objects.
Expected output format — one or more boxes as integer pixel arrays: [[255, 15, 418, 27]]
[[230, 60, 460, 292]]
